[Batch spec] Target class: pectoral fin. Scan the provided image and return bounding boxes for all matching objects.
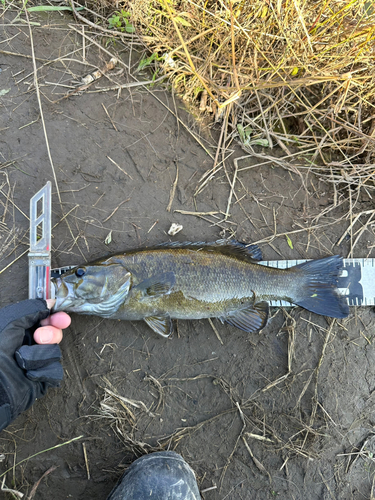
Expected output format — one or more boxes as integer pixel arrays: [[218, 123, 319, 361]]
[[144, 315, 173, 337], [136, 272, 175, 299], [221, 301, 269, 333]]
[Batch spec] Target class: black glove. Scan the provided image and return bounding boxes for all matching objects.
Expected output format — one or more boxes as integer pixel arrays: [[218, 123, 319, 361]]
[[0, 299, 63, 432]]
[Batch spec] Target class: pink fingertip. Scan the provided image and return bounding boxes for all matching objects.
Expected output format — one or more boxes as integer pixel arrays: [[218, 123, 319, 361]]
[[34, 326, 63, 345], [40, 311, 71, 329], [49, 312, 71, 329]]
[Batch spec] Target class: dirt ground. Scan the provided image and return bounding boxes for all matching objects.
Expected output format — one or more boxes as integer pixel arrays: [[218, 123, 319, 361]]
[[1, 10, 375, 500]]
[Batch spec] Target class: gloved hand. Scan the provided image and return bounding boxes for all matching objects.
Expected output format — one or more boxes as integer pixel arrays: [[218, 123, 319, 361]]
[[0, 299, 71, 432]]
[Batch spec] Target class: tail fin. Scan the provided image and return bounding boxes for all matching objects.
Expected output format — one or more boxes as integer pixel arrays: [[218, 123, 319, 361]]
[[292, 256, 349, 319]]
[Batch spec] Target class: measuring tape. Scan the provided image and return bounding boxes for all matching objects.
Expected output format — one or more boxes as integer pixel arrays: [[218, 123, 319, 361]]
[[29, 183, 372, 307], [260, 259, 369, 307]]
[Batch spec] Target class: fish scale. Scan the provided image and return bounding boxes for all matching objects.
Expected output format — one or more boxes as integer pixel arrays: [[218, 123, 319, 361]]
[[52, 241, 348, 337], [124, 249, 284, 306]]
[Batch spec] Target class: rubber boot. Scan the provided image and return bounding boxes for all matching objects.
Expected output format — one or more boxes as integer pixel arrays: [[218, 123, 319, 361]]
[[106, 451, 201, 500]]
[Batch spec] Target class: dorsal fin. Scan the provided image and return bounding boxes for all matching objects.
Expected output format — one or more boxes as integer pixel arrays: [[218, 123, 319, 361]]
[[89, 240, 262, 265], [153, 240, 262, 262]]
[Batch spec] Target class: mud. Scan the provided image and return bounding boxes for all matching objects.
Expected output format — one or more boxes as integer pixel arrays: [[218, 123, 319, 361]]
[[1, 11, 375, 500]]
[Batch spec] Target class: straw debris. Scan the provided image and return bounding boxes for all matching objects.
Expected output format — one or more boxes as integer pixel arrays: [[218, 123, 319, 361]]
[[123, 0, 375, 195]]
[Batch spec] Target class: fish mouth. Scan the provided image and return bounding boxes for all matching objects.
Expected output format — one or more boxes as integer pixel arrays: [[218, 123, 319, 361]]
[[51, 277, 76, 311]]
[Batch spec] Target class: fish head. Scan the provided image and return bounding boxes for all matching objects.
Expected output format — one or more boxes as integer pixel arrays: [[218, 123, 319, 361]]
[[52, 257, 132, 318]]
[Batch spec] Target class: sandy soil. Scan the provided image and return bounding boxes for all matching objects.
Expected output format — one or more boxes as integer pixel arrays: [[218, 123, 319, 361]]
[[1, 10, 375, 500]]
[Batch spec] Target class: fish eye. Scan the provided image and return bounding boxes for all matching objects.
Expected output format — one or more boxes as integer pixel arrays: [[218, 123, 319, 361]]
[[75, 267, 86, 277]]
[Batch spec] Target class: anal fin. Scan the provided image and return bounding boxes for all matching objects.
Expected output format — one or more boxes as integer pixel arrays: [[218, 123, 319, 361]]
[[222, 301, 269, 333], [144, 315, 173, 338]]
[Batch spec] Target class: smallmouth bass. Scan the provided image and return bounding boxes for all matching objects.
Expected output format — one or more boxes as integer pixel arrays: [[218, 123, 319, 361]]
[[52, 240, 349, 337]]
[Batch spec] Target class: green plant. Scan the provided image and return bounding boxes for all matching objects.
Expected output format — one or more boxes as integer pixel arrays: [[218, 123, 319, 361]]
[[237, 124, 269, 147], [108, 9, 135, 33], [137, 52, 162, 72]]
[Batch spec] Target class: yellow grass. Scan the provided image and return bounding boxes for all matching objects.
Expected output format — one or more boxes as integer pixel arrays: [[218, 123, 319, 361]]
[[124, 0, 375, 189]]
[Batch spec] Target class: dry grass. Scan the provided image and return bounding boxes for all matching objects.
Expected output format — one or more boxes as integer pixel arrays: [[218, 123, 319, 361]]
[[0, 164, 31, 274], [121, 0, 375, 200]]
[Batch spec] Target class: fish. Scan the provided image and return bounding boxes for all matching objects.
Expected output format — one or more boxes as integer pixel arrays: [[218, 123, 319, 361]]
[[52, 240, 349, 337]]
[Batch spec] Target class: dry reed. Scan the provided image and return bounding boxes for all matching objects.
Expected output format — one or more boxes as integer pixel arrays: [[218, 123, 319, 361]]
[[122, 0, 375, 196]]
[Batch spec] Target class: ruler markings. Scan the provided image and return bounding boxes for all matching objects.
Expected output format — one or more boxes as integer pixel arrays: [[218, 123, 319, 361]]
[[260, 258, 375, 307]]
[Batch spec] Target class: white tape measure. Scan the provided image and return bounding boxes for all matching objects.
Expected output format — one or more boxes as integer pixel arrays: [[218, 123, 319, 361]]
[[260, 259, 369, 307]]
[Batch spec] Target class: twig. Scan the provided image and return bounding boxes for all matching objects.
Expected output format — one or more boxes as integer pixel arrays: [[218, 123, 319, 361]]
[[23, 3, 82, 258], [144, 374, 165, 412], [174, 210, 220, 216], [26, 466, 57, 500], [208, 318, 223, 345], [262, 311, 295, 392], [82, 443, 90, 480], [0, 436, 84, 480], [0, 188, 29, 220], [102, 198, 131, 223], [0, 249, 28, 275], [0, 49, 46, 61], [224, 159, 238, 220], [107, 156, 133, 180], [201, 485, 217, 493], [242, 436, 271, 481], [51, 204, 79, 230], [53, 58, 118, 103], [167, 161, 179, 212], [104, 386, 155, 418], [220, 402, 246, 487], [23, 5, 60, 204], [1, 477, 23, 498], [102, 103, 118, 131]]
